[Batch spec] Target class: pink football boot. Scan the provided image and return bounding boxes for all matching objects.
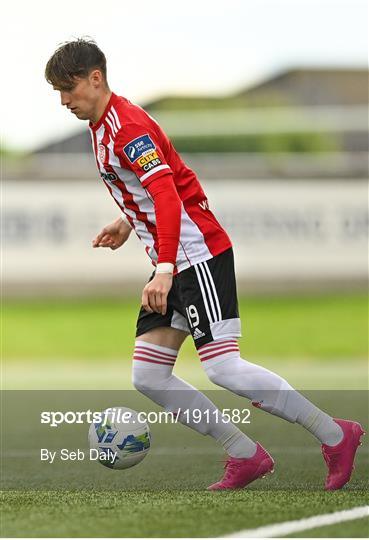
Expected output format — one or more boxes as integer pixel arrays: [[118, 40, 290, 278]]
[[322, 418, 366, 490], [207, 443, 274, 491]]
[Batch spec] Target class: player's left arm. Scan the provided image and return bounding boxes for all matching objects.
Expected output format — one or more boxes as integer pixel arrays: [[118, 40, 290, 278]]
[[115, 125, 181, 315], [141, 174, 181, 315]]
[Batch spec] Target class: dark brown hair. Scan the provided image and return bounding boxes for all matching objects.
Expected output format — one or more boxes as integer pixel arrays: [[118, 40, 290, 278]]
[[45, 37, 107, 90]]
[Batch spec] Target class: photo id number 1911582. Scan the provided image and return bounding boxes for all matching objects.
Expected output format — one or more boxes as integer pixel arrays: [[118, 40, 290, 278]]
[[180, 408, 251, 424]]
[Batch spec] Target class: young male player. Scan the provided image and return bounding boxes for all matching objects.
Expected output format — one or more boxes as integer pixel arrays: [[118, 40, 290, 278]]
[[45, 38, 364, 490]]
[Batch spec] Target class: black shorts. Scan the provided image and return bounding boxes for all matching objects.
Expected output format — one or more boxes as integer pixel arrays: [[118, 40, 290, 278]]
[[136, 248, 242, 349]]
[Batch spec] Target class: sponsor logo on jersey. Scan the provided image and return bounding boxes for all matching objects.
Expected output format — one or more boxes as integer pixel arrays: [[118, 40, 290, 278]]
[[137, 151, 159, 167], [98, 143, 106, 163], [199, 199, 210, 210], [100, 172, 118, 182], [136, 150, 163, 173], [141, 158, 163, 173], [123, 134, 156, 163]]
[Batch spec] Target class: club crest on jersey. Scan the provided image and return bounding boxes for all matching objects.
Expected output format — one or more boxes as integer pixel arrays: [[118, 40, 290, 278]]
[[98, 144, 106, 163], [123, 134, 156, 164]]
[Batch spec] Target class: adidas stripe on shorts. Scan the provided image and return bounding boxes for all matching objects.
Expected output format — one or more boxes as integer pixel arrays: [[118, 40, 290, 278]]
[[136, 248, 241, 349]]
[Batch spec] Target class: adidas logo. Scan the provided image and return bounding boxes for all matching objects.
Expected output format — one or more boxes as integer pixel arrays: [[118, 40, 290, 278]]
[[193, 327, 205, 340]]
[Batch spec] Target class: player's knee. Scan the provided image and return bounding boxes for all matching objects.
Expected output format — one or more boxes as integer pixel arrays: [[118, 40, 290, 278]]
[[202, 355, 257, 389], [132, 368, 153, 394], [200, 348, 242, 387], [203, 362, 231, 388], [132, 367, 171, 394]]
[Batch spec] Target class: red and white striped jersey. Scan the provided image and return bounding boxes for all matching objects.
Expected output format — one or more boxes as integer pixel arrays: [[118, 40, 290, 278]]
[[89, 92, 232, 273]]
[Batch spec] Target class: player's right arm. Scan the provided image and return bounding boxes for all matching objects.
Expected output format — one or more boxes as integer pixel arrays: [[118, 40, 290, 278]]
[[92, 216, 132, 250]]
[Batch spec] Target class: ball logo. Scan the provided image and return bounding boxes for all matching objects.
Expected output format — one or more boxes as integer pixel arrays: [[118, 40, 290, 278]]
[[89, 407, 151, 471], [98, 144, 106, 163]]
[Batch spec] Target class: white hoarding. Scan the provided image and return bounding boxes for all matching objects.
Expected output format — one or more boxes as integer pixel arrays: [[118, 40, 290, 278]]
[[3, 180, 367, 292]]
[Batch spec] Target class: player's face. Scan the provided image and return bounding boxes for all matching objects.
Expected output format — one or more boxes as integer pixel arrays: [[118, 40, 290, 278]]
[[55, 72, 102, 121]]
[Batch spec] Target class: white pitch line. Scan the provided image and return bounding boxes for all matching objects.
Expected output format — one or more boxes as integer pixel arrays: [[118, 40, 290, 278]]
[[223, 505, 369, 538]]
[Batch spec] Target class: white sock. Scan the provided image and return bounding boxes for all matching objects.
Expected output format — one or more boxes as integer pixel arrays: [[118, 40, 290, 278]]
[[293, 398, 344, 446], [199, 339, 343, 446], [133, 341, 257, 457], [220, 430, 257, 458]]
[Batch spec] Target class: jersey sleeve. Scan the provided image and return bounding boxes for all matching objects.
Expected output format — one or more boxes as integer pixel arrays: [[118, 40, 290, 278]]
[[115, 123, 172, 187]]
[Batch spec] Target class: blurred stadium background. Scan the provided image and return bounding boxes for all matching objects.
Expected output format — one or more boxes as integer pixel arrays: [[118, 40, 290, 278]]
[[3, 65, 368, 392], [3, 65, 368, 291], [3, 67, 368, 296]]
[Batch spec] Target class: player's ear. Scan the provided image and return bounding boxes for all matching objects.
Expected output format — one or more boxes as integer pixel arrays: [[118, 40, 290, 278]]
[[90, 69, 103, 88]]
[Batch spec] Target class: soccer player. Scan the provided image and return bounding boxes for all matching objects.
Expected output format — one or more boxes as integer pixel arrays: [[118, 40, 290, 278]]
[[45, 38, 364, 490]]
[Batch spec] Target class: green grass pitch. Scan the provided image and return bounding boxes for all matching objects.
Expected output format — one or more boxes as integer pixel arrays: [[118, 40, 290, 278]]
[[3, 293, 368, 361], [1, 292, 368, 537]]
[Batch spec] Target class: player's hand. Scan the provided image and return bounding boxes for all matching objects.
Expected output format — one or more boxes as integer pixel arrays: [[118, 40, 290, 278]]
[[92, 217, 132, 250], [142, 273, 173, 315]]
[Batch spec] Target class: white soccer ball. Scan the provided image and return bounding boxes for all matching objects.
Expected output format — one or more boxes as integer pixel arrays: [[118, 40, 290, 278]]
[[88, 406, 151, 470]]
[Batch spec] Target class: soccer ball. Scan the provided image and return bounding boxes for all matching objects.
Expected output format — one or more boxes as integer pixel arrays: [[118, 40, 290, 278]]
[[88, 406, 151, 470]]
